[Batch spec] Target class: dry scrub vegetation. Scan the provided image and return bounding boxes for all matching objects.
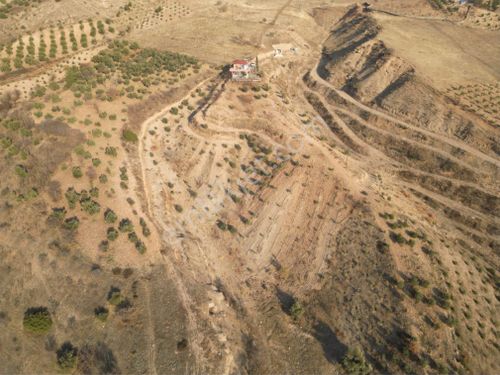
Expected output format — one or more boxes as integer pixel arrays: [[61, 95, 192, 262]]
[[0, 1, 499, 374], [446, 82, 500, 128]]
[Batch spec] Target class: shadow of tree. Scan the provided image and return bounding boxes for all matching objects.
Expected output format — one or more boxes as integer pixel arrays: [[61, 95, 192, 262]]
[[275, 288, 294, 314], [312, 320, 348, 363], [275, 290, 348, 364]]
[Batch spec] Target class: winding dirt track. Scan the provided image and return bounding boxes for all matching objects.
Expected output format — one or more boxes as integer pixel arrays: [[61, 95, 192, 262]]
[[308, 67, 500, 168], [258, 0, 294, 46], [134, 59, 360, 372], [132, 18, 499, 371], [137, 76, 217, 374], [305, 63, 500, 217]]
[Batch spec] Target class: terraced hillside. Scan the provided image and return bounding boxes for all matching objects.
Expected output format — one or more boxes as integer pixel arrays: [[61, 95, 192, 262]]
[[307, 7, 499, 373], [0, 1, 498, 374]]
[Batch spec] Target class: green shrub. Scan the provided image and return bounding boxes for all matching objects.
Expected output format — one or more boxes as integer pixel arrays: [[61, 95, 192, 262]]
[[49, 207, 67, 222], [63, 216, 80, 231], [435, 288, 452, 309], [80, 33, 88, 48], [116, 298, 132, 311], [405, 230, 419, 238], [97, 20, 105, 34], [20, 128, 32, 138], [0, 57, 11, 72], [64, 65, 96, 91], [376, 240, 389, 252], [127, 231, 138, 243], [216, 220, 227, 230], [56, 342, 78, 370], [105, 146, 117, 157], [80, 197, 100, 215], [49, 36, 57, 59], [118, 218, 133, 232], [389, 231, 406, 244], [107, 227, 119, 241], [64, 187, 80, 208], [289, 301, 304, 320], [104, 208, 117, 223], [443, 314, 457, 327], [89, 187, 99, 198], [139, 218, 151, 237], [107, 287, 124, 305], [60, 30, 68, 54], [50, 94, 61, 103], [48, 81, 60, 91], [8, 144, 20, 157], [72, 166, 83, 178], [15, 164, 28, 178], [341, 347, 372, 375], [122, 128, 138, 143], [119, 166, 128, 181], [0, 136, 12, 149], [135, 240, 146, 254], [94, 306, 109, 322], [74, 145, 92, 159], [174, 204, 183, 213], [23, 307, 53, 333], [99, 240, 109, 252], [387, 219, 408, 229]]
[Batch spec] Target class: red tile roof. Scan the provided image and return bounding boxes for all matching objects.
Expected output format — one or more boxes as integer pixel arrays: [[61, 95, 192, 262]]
[[233, 59, 249, 65]]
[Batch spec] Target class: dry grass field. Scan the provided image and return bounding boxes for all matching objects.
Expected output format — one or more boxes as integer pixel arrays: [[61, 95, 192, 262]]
[[376, 13, 500, 89], [0, 0, 499, 374]]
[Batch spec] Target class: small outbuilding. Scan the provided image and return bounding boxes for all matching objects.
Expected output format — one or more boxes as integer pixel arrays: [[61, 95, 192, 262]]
[[272, 43, 298, 58]]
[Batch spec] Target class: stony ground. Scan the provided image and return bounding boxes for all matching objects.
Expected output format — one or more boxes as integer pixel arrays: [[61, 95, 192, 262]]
[[0, 1, 499, 374]]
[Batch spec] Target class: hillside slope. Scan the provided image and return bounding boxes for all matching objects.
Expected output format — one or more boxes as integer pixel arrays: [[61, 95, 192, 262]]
[[0, 2, 498, 375]]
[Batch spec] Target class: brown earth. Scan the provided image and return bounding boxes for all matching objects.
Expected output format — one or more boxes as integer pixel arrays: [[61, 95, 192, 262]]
[[0, 1, 499, 374]]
